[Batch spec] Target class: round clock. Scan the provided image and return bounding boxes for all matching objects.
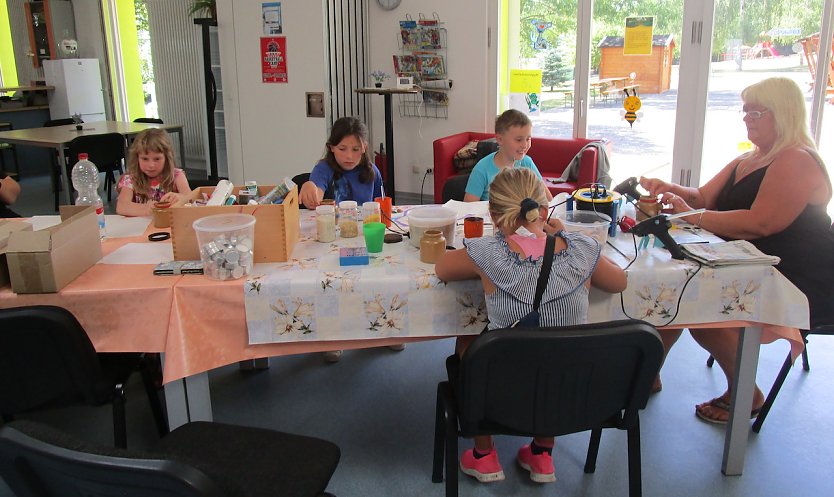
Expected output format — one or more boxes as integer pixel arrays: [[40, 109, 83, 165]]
[[377, 0, 401, 10]]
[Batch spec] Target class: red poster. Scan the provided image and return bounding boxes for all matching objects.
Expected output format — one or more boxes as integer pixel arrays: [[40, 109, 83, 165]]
[[261, 36, 287, 83]]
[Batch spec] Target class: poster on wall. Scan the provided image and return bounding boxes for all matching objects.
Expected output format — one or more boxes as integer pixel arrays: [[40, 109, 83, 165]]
[[509, 69, 542, 115], [263, 2, 282, 35], [261, 36, 288, 83], [624, 16, 654, 55]]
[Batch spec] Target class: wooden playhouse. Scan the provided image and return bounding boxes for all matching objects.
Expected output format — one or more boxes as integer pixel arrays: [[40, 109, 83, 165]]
[[598, 34, 675, 94]]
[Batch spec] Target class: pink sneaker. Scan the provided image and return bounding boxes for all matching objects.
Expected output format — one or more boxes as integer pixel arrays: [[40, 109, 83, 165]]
[[460, 448, 505, 482], [517, 444, 556, 483]]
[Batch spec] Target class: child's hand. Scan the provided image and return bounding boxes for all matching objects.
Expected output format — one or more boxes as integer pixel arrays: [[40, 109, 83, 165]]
[[299, 181, 321, 209], [544, 217, 565, 234], [160, 192, 184, 205]]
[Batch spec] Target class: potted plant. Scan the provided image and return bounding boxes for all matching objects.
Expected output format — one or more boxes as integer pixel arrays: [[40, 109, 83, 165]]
[[370, 70, 390, 88], [189, 0, 217, 19]]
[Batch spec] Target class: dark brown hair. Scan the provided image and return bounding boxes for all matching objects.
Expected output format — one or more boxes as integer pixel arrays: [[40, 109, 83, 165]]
[[323, 117, 375, 184]]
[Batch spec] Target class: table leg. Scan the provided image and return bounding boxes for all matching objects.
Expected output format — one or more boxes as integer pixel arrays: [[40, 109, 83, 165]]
[[163, 371, 213, 430], [58, 146, 72, 204], [722, 325, 762, 475], [383, 93, 395, 204]]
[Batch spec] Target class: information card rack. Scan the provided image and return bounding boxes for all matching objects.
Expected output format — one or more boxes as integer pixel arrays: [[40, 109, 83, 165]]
[[394, 13, 449, 119]]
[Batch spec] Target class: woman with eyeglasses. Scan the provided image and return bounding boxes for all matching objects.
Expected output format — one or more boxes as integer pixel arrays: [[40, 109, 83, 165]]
[[639, 77, 834, 424]]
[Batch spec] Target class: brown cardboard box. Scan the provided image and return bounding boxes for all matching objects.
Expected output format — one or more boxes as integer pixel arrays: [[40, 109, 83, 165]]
[[6, 206, 103, 294], [170, 185, 300, 263], [0, 220, 33, 287]]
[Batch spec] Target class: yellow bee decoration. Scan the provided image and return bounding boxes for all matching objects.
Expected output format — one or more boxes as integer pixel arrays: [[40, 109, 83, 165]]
[[622, 89, 642, 128]]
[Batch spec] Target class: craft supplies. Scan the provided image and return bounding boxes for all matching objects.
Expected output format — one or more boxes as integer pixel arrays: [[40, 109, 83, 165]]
[[192, 214, 256, 281], [463, 216, 484, 238], [420, 229, 446, 264], [338, 200, 359, 237], [363, 201, 381, 224], [316, 205, 336, 242], [339, 246, 370, 266], [406, 205, 457, 248]]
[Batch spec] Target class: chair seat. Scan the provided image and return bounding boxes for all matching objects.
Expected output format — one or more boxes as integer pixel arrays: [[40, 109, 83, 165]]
[[157, 422, 341, 497]]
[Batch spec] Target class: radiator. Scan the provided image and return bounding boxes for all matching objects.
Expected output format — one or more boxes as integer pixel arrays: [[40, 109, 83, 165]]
[[325, 0, 370, 126]]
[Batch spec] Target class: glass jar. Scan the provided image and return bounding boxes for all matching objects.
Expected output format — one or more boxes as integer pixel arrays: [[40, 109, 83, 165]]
[[636, 195, 661, 222], [338, 200, 359, 238], [362, 201, 381, 225], [420, 229, 446, 264], [316, 205, 336, 242], [320, 199, 337, 222]]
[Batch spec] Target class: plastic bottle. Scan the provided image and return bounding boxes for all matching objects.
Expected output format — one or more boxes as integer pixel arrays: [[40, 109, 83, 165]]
[[71, 153, 106, 238]]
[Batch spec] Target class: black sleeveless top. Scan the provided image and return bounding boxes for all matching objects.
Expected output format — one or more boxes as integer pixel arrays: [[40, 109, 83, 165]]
[[715, 164, 834, 327]]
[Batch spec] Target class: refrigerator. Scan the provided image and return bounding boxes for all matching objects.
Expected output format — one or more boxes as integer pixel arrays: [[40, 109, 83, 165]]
[[43, 58, 106, 122]]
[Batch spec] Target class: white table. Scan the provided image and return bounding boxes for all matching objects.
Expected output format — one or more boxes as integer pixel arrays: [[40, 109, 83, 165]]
[[0, 121, 186, 203]]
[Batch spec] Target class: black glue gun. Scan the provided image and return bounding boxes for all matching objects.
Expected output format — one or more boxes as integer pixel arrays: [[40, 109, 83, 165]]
[[613, 177, 645, 202], [631, 214, 685, 260]]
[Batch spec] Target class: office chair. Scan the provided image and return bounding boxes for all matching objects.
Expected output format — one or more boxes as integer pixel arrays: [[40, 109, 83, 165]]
[[441, 173, 469, 203], [67, 132, 127, 202], [134, 117, 164, 124], [433, 319, 662, 497], [0, 306, 168, 449], [0, 419, 341, 497], [44, 118, 81, 210], [292, 172, 311, 208]]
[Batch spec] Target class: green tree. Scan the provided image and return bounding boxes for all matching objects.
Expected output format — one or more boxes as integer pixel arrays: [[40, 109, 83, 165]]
[[541, 47, 572, 90]]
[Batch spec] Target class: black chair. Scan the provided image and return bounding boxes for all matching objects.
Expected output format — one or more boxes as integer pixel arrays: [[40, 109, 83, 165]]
[[44, 118, 81, 210], [432, 320, 662, 497], [134, 117, 164, 124], [0, 122, 19, 177], [0, 419, 341, 497], [292, 172, 311, 208], [67, 132, 127, 202], [0, 306, 168, 449], [441, 173, 470, 203]]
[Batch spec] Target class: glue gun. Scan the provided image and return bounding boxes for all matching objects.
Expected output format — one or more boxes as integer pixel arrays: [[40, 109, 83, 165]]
[[612, 177, 645, 202], [630, 214, 685, 260]]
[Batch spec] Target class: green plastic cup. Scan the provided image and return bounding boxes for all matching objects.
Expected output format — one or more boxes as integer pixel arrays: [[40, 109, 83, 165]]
[[363, 222, 385, 253]]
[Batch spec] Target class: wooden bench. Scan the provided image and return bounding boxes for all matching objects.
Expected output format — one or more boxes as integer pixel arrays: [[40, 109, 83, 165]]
[[601, 84, 640, 104]]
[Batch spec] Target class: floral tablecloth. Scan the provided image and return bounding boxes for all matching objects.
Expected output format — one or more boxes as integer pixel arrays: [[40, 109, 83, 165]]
[[244, 213, 809, 348]]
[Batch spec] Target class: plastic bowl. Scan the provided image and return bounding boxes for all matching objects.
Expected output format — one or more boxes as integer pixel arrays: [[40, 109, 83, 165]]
[[193, 213, 256, 280], [406, 206, 457, 248], [560, 210, 611, 247]]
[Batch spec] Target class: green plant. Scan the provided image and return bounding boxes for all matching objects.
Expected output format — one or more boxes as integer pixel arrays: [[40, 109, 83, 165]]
[[188, 0, 216, 18]]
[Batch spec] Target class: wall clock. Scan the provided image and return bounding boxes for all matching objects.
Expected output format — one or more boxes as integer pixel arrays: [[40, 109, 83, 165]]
[[377, 0, 401, 10]]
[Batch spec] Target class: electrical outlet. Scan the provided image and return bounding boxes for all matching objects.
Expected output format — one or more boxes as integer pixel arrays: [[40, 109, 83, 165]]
[[426, 168, 433, 175], [412, 164, 421, 174]]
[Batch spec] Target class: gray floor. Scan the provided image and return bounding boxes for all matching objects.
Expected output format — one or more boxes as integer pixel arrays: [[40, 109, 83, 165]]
[[3, 174, 832, 496]]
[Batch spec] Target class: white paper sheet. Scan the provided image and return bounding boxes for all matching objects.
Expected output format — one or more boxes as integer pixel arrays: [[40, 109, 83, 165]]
[[442, 199, 490, 219], [27, 216, 62, 231], [99, 242, 173, 265], [104, 215, 152, 238]]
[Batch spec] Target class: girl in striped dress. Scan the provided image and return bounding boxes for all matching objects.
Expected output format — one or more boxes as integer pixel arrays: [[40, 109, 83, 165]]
[[436, 167, 626, 485]]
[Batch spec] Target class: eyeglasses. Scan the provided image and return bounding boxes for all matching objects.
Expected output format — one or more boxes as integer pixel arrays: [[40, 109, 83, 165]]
[[739, 109, 769, 119]]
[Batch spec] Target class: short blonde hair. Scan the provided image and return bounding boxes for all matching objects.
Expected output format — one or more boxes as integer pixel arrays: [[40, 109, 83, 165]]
[[495, 109, 532, 135], [488, 168, 548, 231], [741, 77, 817, 164]]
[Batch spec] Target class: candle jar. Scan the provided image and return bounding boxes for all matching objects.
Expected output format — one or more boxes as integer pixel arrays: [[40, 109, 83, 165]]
[[420, 229, 446, 264], [362, 201, 381, 225], [636, 195, 661, 222], [338, 200, 359, 238], [316, 205, 336, 242]]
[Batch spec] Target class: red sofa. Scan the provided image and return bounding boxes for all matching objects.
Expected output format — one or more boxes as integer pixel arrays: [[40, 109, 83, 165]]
[[432, 132, 606, 203]]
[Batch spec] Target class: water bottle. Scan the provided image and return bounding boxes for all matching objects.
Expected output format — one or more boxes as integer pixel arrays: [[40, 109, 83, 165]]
[[71, 153, 106, 238]]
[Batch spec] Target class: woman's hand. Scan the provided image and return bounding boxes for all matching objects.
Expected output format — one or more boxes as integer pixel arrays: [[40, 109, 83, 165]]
[[299, 181, 323, 209], [660, 192, 693, 215], [639, 177, 672, 197]]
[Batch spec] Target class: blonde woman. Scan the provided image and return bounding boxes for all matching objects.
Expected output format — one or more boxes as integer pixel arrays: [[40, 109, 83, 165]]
[[436, 167, 625, 484], [640, 77, 834, 423]]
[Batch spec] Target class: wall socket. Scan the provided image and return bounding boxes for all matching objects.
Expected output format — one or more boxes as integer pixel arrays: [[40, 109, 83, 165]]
[[412, 165, 433, 174]]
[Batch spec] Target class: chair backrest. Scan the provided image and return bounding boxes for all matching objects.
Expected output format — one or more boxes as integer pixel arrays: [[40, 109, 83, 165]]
[[456, 319, 662, 437], [441, 173, 470, 203], [0, 306, 110, 416], [67, 133, 126, 170], [44, 118, 78, 127], [134, 117, 164, 124], [0, 420, 229, 497]]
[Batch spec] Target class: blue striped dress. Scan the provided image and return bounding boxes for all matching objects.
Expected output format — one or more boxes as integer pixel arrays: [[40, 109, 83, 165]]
[[465, 231, 601, 330]]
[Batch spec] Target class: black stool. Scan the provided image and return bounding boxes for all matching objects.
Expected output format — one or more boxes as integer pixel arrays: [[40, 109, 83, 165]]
[[0, 122, 19, 177]]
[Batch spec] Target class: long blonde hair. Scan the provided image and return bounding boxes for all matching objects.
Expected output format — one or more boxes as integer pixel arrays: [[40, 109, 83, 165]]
[[741, 77, 817, 164], [488, 168, 548, 232], [126, 128, 177, 201]]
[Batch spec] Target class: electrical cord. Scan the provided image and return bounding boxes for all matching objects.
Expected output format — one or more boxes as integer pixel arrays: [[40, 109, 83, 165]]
[[419, 169, 431, 205]]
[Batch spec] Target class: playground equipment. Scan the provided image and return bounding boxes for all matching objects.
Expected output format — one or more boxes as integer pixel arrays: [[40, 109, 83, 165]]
[[798, 32, 834, 101]]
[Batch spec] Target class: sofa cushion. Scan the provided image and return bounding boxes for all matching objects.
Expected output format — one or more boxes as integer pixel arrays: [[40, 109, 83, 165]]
[[453, 140, 480, 173]]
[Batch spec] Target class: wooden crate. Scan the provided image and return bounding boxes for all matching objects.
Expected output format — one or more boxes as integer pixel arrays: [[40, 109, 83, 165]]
[[170, 185, 300, 263]]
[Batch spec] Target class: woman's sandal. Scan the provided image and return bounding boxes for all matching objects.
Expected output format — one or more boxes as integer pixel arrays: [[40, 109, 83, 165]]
[[695, 397, 762, 425]]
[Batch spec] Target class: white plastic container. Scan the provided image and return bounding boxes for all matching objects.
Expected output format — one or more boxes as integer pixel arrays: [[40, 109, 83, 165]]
[[193, 214, 256, 280], [407, 206, 457, 248], [560, 211, 611, 247]]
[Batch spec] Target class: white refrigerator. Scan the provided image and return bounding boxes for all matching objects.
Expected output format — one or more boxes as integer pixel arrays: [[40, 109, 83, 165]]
[[43, 58, 106, 122]]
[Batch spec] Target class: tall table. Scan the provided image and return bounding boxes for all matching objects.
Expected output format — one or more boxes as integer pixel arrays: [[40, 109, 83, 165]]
[[0, 121, 186, 204], [355, 87, 420, 204]]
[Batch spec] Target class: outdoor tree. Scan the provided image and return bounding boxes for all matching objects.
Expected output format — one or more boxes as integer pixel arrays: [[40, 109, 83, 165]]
[[541, 47, 572, 90]]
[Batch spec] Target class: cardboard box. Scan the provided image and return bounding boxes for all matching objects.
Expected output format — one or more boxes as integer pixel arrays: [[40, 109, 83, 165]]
[[170, 185, 300, 263], [0, 220, 33, 287], [6, 206, 103, 294]]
